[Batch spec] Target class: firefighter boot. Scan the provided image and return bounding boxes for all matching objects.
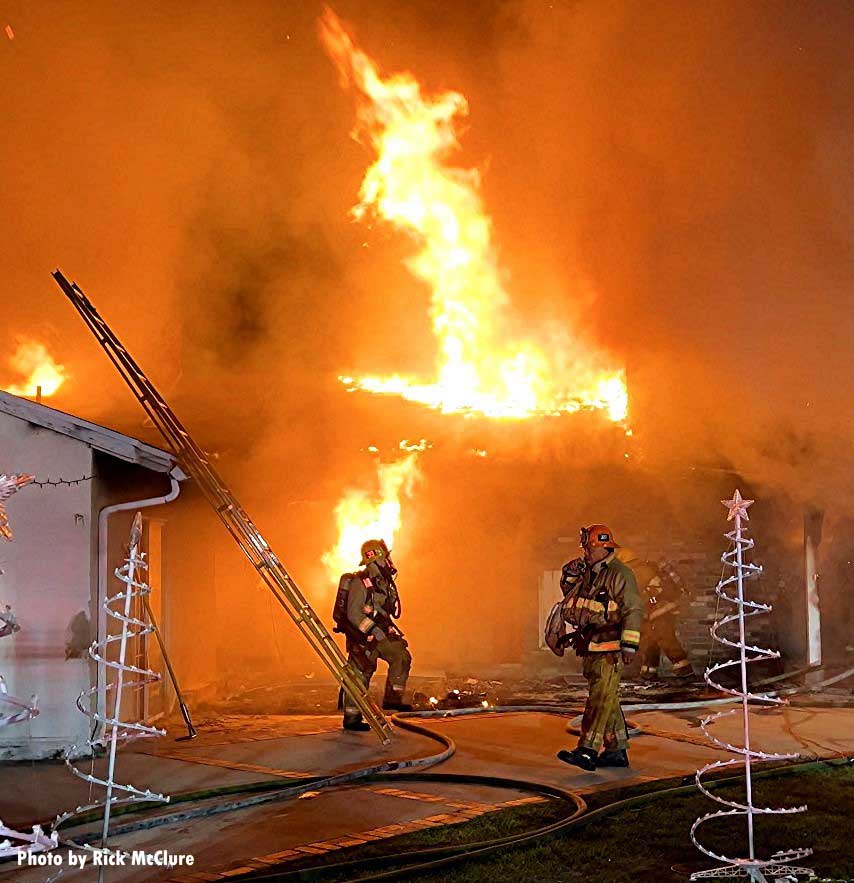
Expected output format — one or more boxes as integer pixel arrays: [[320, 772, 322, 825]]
[[383, 701, 413, 712], [597, 748, 630, 768], [556, 747, 598, 772], [382, 682, 412, 711], [343, 716, 371, 732], [670, 658, 694, 681], [639, 665, 658, 682]]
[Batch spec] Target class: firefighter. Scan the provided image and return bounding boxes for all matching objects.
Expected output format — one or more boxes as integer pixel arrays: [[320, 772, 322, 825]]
[[332, 539, 412, 732], [619, 551, 693, 681], [556, 524, 643, 771]]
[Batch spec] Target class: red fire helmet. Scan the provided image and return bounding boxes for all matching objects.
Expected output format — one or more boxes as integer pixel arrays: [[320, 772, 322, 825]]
[[581, 524, 620, 550]]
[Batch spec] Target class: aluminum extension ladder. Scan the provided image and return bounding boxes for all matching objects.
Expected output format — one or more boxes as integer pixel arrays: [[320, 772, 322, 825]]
[[53, 270, 393, 745]]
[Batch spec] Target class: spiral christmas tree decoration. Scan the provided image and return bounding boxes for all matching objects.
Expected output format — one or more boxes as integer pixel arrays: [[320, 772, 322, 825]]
[[691, 490, 812, 881], [0, 818, 58, 860], [0, 672, 38, 729], [59, 512, 169, 860], [1, 621, 55, 858], [1, 604, 32, 730]]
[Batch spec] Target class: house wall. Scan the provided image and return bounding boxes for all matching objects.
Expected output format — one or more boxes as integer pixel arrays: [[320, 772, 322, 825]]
[[0, 413, 94, 759]]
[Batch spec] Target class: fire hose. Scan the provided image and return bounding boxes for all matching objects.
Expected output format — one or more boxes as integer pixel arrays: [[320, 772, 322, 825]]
[[48, 712, 458, 847], [235, 757, 854, 883], [230, 678, 854, 882], [43, 666, 853, 875]]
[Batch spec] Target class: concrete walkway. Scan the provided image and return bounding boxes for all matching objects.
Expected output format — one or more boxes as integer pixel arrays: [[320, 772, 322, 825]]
[[2, 705, 852, 882]]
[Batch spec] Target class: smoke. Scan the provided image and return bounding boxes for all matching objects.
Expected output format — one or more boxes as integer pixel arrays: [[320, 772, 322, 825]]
[[487, 1, 854, 506], [3, 1, 853, 678]]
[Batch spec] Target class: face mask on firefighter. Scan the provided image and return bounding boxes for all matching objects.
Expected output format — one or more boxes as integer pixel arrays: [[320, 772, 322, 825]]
[[373, 559, 397, 586], [364, 540, 398, 584], [379, 540, 397, 577]]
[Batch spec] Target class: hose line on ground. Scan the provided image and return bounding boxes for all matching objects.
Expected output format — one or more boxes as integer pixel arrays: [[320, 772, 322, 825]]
[[49, 713, 457, 848], [236, 755, 854, 882], [38, 665, 852, 873], [48, 667, 852, 846]]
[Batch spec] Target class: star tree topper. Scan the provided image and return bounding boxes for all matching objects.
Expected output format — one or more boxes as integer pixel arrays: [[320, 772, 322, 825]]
[[721, 488, 754, 522]]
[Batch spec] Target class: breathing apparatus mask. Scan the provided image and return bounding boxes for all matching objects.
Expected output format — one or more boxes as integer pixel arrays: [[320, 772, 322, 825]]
[[360, 539, 401, 616]]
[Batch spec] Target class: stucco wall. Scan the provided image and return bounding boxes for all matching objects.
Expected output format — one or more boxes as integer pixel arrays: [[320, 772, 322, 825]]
[[0, 413, 94, 759]]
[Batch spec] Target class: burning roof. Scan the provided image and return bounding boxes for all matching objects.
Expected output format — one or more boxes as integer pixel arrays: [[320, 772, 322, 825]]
[[320, 8, 628, 424]]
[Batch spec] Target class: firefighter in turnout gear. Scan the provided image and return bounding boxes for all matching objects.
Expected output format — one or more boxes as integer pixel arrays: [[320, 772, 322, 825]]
[[556, 525, 643, 771], [333, 539, 412, 732], [618, 551, 693, 681]]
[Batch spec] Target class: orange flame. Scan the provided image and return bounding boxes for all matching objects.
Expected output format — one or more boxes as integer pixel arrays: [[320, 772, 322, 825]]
[[4, 338, 67, 398], [320, 9, 627, 423], [322, 450, 422, 581]]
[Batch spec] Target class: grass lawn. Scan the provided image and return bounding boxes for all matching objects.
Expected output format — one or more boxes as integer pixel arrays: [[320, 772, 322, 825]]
[[275, 761, 854, 882]]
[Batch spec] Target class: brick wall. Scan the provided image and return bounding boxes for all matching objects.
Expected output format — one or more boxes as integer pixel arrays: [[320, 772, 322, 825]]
[[621, 534, 802, 675]]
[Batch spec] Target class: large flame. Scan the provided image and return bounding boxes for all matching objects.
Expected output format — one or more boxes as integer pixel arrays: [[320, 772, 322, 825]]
[[320, 9, 627, 423], [3, 339, 67, 398], [322, 447, 423, 581]]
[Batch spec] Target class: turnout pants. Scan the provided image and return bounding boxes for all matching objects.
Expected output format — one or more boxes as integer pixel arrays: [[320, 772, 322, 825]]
[[343, 637, 412, 724], [640, 615, 692, 678], [575, 652, 628, 753]]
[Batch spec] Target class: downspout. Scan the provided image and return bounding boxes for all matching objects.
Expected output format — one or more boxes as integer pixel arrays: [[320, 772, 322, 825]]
[[804, 507, 824, 684], [95, 469, 182, 739]]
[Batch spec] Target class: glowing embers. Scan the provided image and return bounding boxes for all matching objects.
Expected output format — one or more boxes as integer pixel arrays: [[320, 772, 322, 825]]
[[321, 442, 425, 582], [321, 9, 627, 423], [3, 338, 67, 398]]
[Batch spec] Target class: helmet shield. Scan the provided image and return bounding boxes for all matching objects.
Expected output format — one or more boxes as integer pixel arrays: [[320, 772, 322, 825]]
[[580, 524, 619, 551]]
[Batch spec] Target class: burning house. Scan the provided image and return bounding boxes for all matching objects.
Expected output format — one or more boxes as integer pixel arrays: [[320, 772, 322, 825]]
[[0, 0, 850, 726], [1, 3, 853, 877]]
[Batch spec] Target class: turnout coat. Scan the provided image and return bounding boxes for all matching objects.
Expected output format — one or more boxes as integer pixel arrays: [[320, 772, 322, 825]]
[[560, 553, 644, 654]]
